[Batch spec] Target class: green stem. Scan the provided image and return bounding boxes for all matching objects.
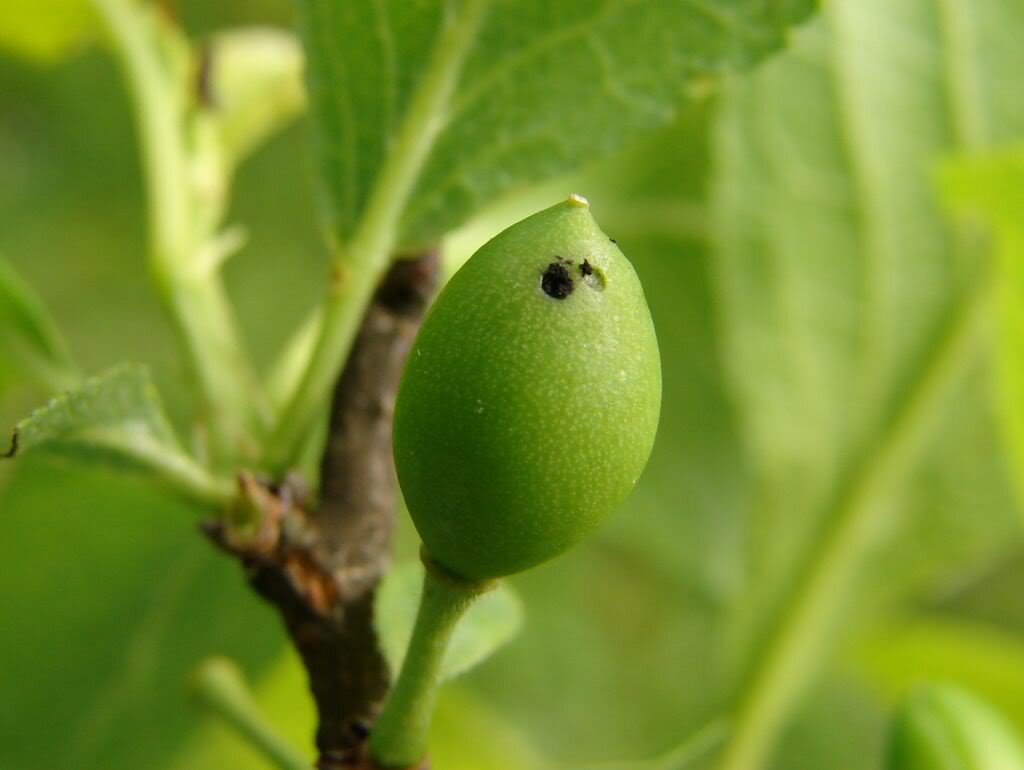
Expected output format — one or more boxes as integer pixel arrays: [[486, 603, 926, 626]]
[[91, 0, 265, 463], [100, 433, 236, 507], [266, 0, 490, 473], [189, 657, 309, 770], [369, 559, 491, 768], [717, 281, 992, 770]]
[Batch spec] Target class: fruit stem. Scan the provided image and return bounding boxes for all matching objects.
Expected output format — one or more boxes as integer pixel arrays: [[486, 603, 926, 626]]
[[369, 554, 492, 768]]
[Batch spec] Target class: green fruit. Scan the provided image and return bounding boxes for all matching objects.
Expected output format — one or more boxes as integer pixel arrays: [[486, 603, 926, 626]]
[[888, 683, 1024, 770], [393, 195, 661, 580]]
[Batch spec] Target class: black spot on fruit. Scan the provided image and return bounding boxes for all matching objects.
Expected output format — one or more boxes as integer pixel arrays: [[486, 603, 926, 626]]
[[541, 262, 574, 299], [579, 260, 593, 277]]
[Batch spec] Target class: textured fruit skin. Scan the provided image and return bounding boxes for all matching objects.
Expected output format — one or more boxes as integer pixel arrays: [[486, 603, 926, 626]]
[[393, 197, 661, 580]]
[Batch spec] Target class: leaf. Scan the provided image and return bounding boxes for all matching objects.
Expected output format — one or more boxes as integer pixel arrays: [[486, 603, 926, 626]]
[[9, 362, 177, 460], [941, 149, 1024, 514], [375, 561, 523, 682], [297, 0, 816, 247], [854, 617, 1024, 737], [709, 1, 1024, 767], [202, 27, 306, 169], [0, 0, 97, 63], [6, 363, 230, 505], [888, 683, 1024, 770], [0, 257, 78, 392], [186, 657, 308, 770], [561, 721, 728, 770], [266, 307, 323, 412], [0, 16, 312, 769], [170, 648, 543, 770], [0, 460, 284, 770]]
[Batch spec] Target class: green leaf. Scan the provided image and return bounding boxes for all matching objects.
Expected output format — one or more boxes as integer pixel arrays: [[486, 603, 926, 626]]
[[6, 363, 232, 506], [941, 149, 1024, 515], [10, 363, 177, 458], [375, 561, 523, 682], [202, 27, 306, 170], [0, 0, 97, 63], [0, 460, 284, 770], [888, 683, 1024, 770], [187, 658, 308, 770], [710, 1, 1024, 768], [297, 0, 816, 247], [0, 257, 78, 392], [170, 649, 543, 770], [562, 721, 728, 770], [855, 617, 1024, 738]]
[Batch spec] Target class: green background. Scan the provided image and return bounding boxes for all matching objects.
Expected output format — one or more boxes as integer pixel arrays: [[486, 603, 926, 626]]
[[4, 2, 1024, 769]]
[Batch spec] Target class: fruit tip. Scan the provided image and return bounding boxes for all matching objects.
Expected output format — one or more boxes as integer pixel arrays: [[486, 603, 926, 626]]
[[566, 193, 590, 208]]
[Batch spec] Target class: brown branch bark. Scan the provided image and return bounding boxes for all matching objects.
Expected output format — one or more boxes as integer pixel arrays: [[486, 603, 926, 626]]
[[205, 250, 440, 770]]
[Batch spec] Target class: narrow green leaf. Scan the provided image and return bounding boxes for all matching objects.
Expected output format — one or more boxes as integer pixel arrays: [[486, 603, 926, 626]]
[[888, 683, 1024, 770], [0, 257, 78, 392], [563, 720, 728, 770], [266, 307, 323, 412], [5, 363, 232, 506], [171, 649, 543, 770], [855, 617, 1024, 737], [375, 561, 523, 682], [0, 0, 97, 63], [188, 658, 309, 770], [297, 0, 816, 248], [941, 149, 1024, 516]]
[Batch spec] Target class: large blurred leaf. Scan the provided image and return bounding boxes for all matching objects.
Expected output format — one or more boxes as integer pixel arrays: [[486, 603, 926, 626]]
[[941, 150, 1024, 512], [0, 0, 97, 63], [711, 1, 1024, 767], [376, 560, 523, 681], [0, 256, 77, 392], [0, 459, 284, 770], [297, 0, 816, 247]]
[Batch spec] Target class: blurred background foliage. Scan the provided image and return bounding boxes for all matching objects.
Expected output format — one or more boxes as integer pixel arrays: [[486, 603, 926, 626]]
[[3, 1, 1024, 770]]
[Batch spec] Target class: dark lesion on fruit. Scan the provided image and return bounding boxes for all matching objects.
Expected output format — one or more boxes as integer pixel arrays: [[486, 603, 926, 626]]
[[579, 259, 606, 290], [541, 260, 574, 299]]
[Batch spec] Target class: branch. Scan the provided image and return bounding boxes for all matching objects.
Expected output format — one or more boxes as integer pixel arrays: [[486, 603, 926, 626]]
[[206, 250, 440, 769]]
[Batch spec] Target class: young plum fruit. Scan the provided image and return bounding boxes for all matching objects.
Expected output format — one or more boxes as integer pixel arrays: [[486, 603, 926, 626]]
[[393, 194, 661, 580]]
